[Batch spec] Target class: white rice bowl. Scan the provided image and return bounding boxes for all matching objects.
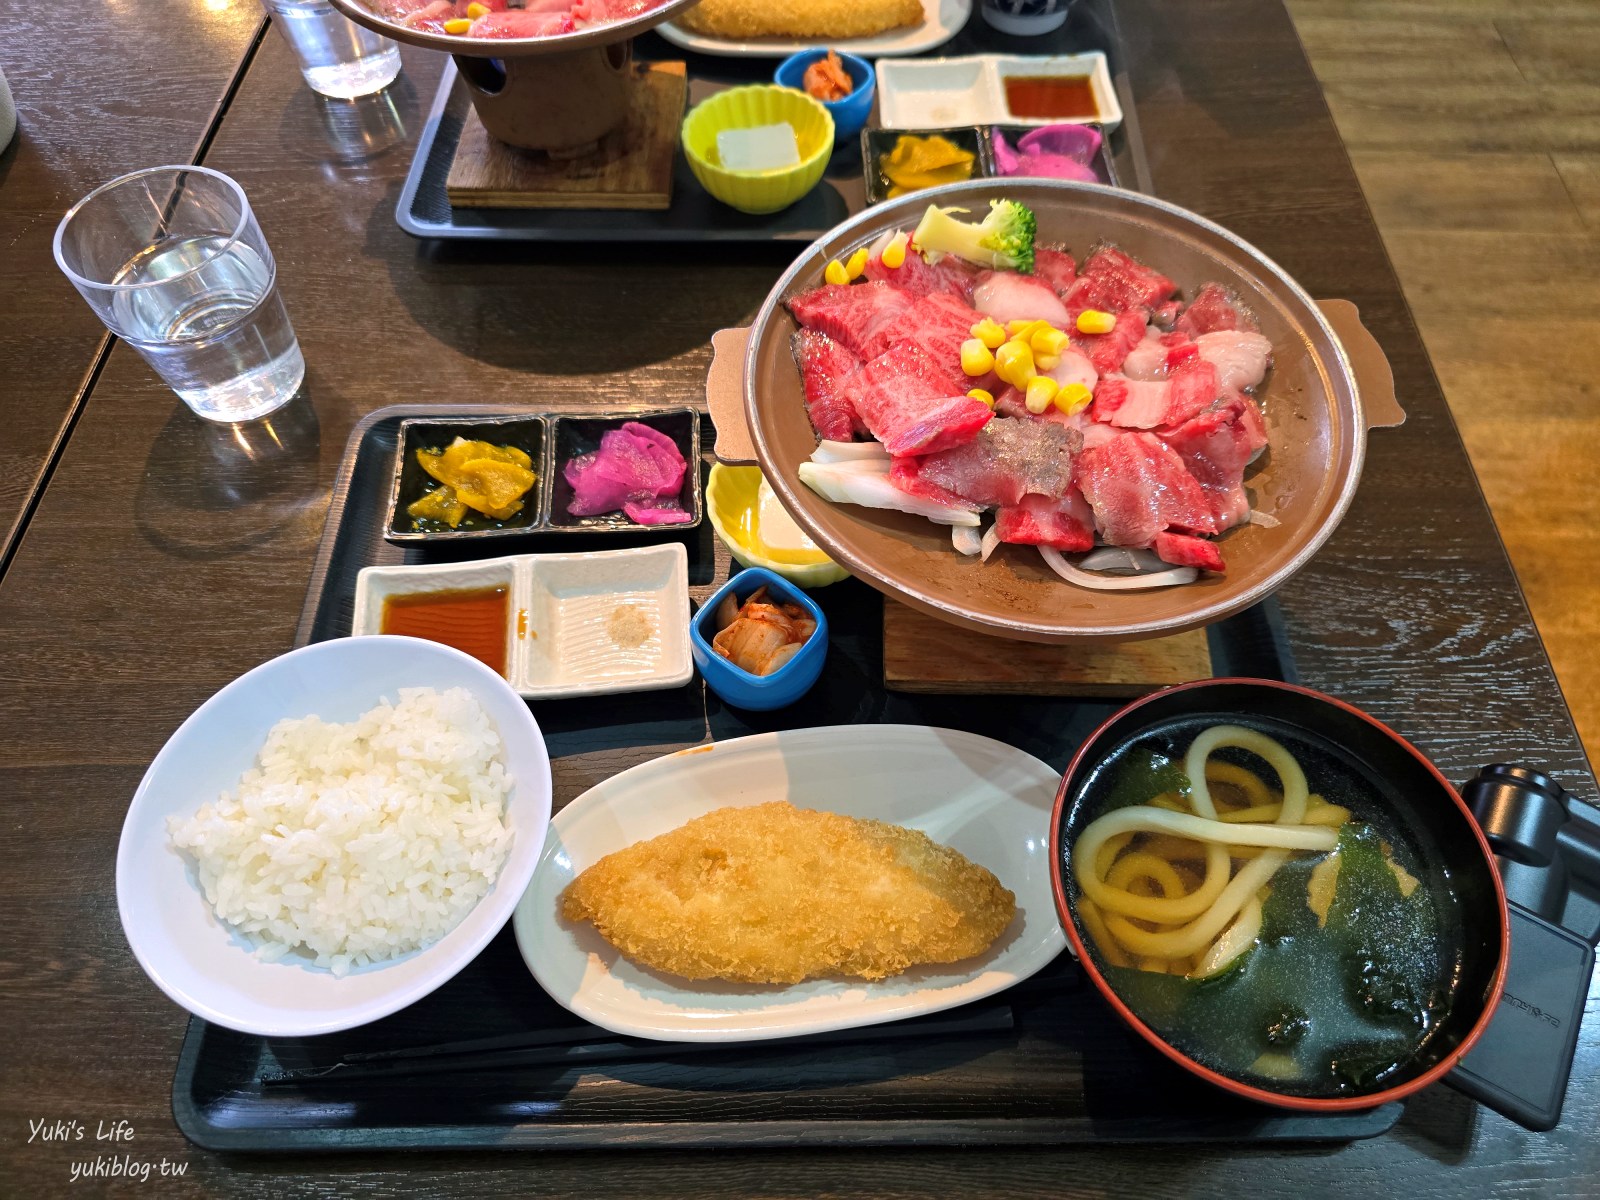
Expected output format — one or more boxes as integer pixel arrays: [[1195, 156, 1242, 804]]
[[168, 687, 514, 977], [116, 636, 552, 1038]]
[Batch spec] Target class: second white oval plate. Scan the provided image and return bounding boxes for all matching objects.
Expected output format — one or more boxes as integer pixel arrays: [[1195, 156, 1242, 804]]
[[513, 724, 1067, 1042], [655, 0, 970, 59]]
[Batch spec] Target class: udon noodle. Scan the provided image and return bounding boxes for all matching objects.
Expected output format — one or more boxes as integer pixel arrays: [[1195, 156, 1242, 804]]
[[1073, 726, 1349, 977]]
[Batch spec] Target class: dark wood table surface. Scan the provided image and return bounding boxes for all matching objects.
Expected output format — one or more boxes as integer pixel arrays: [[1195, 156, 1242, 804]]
[[2, 1, 1596, 1194], [0, 1, 264, 568]]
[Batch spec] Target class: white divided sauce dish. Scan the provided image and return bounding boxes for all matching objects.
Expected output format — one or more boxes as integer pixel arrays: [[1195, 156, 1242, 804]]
[[353, 544, 693, 699], [877, 52, 1121, 132]]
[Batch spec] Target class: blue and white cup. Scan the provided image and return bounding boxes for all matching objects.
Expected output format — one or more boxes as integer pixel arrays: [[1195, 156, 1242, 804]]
[[981, 0, 1073, 36]]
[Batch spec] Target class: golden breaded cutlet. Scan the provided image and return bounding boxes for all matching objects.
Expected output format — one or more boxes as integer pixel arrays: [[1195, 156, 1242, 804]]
[[559, 802, 1016, 985], [677, 0, 925, 40]]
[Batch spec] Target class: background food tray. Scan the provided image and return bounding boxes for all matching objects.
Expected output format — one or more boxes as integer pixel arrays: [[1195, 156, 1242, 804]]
[[394, 3, 1153, 244], [169, 404, 1403, 1152]]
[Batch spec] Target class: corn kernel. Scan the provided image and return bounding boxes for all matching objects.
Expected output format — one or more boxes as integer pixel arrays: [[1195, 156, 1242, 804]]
[[994, 340, 1034, 388], [1025, 375, 1060, 414], [1054, 382, 1094, 415], [967, 388, 995, 407], [1035, 353, 1061, 371], [845, 247, 869, 280], [1006, 318, 1050, 340], [1076, 309, 1117, 335], [466, 2, 490, 16], [1031, 326, 1069, 357], [970, 317, 1007, 349], [960, 338, 995, 377], [824, 259, 850, 286], [882, 231, 909, 269], [443, 16, 473, 32]]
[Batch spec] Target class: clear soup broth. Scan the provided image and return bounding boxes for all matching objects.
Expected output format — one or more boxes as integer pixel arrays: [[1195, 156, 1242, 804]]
[[1070, 716, 1465, 1097]]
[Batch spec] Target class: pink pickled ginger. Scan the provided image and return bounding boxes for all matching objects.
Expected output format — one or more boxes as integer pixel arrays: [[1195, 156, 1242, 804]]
[[563, 421, 691, 524]]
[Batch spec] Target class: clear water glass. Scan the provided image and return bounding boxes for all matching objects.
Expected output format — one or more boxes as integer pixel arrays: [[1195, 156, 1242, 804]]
[[53, 166, 305, 424], [263, 0, 402, 100]]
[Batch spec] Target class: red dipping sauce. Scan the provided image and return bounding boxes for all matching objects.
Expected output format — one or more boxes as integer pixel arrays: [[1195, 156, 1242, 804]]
[[380, 586, 510, 677], [1003, 76, 1100, 120]]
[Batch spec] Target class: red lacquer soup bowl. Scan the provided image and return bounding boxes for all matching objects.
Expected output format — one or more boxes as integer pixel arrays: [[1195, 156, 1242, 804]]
[[1049, 678, 1508, 1111]]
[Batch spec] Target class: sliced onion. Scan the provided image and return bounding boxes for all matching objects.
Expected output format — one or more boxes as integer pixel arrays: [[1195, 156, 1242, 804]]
[[1248, 509, 1281, 529], [798, 460, 980, 527], [811, 439, 890, 465], [980, 523, 1003, 562], [1039, 546, 1198, 590], [1077, 545, 1169, 574], [951, 525, 983, 556]]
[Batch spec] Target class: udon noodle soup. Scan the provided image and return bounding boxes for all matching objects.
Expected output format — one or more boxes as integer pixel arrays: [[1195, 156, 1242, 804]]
[[1069, 719, 1463, 1097]]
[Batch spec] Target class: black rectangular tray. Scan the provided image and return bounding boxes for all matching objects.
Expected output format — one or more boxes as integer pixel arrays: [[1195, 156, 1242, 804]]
[[396, 3, 1153, 243], [170, 404, 1404, 1152]]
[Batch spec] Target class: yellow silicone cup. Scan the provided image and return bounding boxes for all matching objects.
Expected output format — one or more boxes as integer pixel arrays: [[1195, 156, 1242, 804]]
[[681, 85, 835, 216], [706, 464, 849, 587]]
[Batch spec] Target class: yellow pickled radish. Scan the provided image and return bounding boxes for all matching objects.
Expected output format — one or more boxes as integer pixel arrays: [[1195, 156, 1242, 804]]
[[1025, 375, 1060, 414], [882, 231, 910, 269], [960, 338, 995, 376], [967, 388, 995, 407], [845, 247, 869, 279], [1054, 382, 1094, 415], [994, 340, 1034, 388], [970, 317, 1007, 349], [1076, 309, 1117, 335], [443, 17, 472, 33], [824, 259, 850, 286]]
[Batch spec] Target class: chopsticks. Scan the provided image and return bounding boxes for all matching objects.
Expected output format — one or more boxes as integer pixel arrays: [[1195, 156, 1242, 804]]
[[260, 1004, 1017, 1088]]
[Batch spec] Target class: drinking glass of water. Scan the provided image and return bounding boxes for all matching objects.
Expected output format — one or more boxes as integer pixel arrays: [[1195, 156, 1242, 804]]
[[53, 165, 305, 423], [262, 0, 402, 100]]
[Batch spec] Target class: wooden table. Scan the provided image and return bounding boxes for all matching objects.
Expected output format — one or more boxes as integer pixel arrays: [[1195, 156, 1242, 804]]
[[0, 2, 264, 566], [1, 1, 1596, 1194]]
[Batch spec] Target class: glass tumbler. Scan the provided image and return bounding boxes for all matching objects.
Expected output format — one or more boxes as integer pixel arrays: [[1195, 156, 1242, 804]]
[[262, 0, 402, 99], [53, 165, 305, 424]]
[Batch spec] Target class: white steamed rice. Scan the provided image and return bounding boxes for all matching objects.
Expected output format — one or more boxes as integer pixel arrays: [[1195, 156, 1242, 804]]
[[168, 686, 514, 977]]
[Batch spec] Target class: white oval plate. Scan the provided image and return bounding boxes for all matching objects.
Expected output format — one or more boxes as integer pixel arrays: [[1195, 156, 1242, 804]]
[[655, 0, 971, 60], [513, 724, 1066, 1042]]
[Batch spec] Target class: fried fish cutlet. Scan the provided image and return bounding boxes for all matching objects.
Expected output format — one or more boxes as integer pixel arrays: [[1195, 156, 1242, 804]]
[[677, 0, 925, 41], [559, 802, 1017, 985]]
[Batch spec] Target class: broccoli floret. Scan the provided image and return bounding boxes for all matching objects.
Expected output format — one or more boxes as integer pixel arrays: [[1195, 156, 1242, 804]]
[[911, 199, 1037, 273]]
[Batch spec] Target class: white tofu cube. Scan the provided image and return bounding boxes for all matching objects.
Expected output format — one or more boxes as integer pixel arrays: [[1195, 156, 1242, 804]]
[[715, 123, 801, 172]]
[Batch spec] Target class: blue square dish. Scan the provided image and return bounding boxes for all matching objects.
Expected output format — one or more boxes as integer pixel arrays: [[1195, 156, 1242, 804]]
[[691, 568, 828, 711], [774, 50, 876, 141]]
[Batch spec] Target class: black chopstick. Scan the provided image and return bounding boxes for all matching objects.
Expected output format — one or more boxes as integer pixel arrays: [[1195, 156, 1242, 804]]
[[260, 1004, 1016, 1087]]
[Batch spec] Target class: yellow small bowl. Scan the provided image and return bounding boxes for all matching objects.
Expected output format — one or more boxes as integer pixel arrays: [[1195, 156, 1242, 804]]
[[681, 86, 835, 215], [706, 464, 850, 587]]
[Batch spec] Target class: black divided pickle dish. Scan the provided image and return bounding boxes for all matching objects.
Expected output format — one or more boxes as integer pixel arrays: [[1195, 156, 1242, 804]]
[[387, 408, 703, 543], [171, 405, 1600, 1153], [862, 124, 1117, 207]]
